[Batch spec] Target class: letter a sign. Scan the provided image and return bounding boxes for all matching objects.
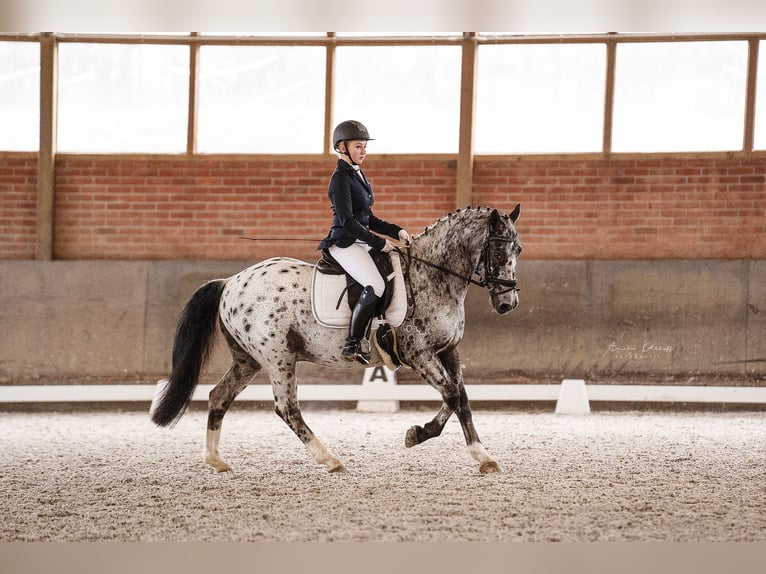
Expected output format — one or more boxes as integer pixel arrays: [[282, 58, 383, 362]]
[[357, 365, 399, 412]]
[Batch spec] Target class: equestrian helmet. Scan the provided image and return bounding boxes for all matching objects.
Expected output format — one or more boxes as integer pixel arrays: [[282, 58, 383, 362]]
[[332, 120, 374, 151]]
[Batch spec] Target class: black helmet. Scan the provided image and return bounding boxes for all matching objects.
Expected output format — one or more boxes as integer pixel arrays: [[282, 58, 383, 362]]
[[332, 120, 374, 151]]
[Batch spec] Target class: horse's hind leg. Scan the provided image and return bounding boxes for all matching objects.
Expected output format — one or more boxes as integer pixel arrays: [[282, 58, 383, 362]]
[[205, 331, 261, 472], [270, 358, 345, 473]]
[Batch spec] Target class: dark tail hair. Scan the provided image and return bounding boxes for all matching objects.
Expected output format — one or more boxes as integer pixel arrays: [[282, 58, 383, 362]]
[[150, 279, 226, 427]]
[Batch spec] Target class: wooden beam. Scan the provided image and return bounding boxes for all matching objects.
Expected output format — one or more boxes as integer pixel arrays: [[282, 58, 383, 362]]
[[36, 33, 57, 261], [324, 33, 336, 156], [743, 38, 759, 153], [602, 39, 617, 155], [15, 32, 761, 47], [186, 33, 200, 155], [456, 32, 477, 209]]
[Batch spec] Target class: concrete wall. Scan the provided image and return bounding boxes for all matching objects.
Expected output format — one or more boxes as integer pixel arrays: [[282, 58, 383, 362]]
[[1, 260, 763, 383], [463, 260, 765, 379]]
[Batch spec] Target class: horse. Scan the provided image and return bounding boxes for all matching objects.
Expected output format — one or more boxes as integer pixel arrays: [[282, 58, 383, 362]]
[[150, 204, 522, 474]]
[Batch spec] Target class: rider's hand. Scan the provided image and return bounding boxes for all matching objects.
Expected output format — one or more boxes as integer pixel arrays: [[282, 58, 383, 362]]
[[398, 229, 412, 246]]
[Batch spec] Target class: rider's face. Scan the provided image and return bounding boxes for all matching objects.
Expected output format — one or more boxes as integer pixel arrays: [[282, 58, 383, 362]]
[[341, 140, 367, 164]]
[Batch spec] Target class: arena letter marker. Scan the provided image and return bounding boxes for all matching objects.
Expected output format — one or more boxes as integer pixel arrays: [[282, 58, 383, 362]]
[[555, 379, 591, 414], [357, 365, 399, 413]]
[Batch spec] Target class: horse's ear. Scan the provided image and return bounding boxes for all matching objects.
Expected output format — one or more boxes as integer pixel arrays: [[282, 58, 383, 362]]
[[489, 208, 501, 226], [509, 203, 520, 223]]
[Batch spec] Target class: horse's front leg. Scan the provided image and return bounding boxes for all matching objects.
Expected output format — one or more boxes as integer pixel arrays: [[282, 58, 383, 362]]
[[403, 349, 457, 448], [406, 347, 499, 474], [269, 360, 346, 473], [444, 347, 499, 474], [456, 384, 500, 474]]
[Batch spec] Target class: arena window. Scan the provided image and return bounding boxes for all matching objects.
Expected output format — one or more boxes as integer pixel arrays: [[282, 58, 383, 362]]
[[333, 45, 462, 153], [0, 41, 40, 151], [197, 45, 326, 153], [0, 33, 764, 156], [755, 39, 766, 150], [611, 41, 749, 153], [57, 42, 189, 153], [475, 43, 606, 154]]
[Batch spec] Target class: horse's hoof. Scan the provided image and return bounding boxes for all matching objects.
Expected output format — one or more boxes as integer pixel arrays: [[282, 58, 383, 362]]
[[405, 426, 421, 448], [209, 461, 232, 473], [205, 455, 232, 473], [480, 461, 500, 474], [328, 463, 347, 473]]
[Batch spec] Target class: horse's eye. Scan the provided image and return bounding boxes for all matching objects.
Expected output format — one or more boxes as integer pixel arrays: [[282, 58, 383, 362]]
[[493, 250, 504, 261]]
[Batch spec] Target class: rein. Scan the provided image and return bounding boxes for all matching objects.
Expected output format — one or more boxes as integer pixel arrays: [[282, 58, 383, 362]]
[[239, 226, 519, 294], [398, 228, 519, 294], [397, 248, 487, 288]]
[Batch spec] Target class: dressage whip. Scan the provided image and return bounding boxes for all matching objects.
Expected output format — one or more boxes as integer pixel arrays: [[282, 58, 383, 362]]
[[239, 237, 319, 241]]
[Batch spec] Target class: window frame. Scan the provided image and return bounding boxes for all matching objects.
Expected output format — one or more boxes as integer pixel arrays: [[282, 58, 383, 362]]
[[0, 32, 763, 157]]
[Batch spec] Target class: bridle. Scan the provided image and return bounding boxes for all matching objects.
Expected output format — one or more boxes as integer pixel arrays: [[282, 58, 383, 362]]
[[475, 234, 520, 295], [398, 221, 520, 295]]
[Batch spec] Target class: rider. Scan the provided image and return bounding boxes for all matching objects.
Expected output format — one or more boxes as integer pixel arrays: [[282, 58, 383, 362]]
[[318, 120, 411, 364]]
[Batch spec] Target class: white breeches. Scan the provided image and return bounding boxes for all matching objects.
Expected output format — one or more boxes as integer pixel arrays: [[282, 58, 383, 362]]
[[328, 242, 386, 297]]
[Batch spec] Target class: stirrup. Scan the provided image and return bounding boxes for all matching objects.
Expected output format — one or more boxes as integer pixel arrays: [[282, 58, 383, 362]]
[[342, 338, 371, 365]]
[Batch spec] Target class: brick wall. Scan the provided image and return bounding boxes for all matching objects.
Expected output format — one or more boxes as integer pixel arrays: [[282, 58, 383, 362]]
[[1, 153, 764, 261], [0, 155, 37, 260], [474, 156, 766, 259], [51, 156, 456, 261]]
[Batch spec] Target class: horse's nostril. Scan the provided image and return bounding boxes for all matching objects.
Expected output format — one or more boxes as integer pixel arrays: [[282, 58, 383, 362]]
[[497, 303, 512, 314]]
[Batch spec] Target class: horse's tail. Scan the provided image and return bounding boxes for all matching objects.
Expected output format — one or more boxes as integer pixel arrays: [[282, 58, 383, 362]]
[[150, 279, 226, 427]]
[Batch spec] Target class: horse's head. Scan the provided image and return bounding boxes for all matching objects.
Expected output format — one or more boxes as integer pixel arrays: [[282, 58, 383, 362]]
[[408, 204, 522, 314], [482, 204, 522, 314]]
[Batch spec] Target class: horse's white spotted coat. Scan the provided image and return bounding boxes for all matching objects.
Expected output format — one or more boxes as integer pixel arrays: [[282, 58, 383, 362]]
[[209, 208, 521, 473]]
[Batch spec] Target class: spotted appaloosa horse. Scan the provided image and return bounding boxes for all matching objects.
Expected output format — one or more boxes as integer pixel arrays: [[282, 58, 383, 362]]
[[150, 205, 522, 474]]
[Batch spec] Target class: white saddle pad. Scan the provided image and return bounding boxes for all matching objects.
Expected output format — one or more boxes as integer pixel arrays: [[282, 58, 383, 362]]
[[311, 251, 407, 329]]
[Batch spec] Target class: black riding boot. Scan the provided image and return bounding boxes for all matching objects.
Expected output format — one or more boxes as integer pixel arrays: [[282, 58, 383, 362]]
[[342, 285, 379, 364]]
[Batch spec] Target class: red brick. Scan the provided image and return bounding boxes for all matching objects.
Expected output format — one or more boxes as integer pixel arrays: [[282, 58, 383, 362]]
[[3, 154, 766, 260]]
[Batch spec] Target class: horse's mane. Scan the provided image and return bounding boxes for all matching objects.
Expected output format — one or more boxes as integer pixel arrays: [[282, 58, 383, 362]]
[[413, 206, 496, 240]]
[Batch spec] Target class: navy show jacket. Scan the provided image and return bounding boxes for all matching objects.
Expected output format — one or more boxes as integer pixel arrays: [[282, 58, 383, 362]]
[[318, 159, 402, 251]]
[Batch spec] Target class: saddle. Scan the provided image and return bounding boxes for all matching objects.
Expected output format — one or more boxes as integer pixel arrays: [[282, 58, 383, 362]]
[[312, 249, 408, 369], [312, 249, 407, 326]]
